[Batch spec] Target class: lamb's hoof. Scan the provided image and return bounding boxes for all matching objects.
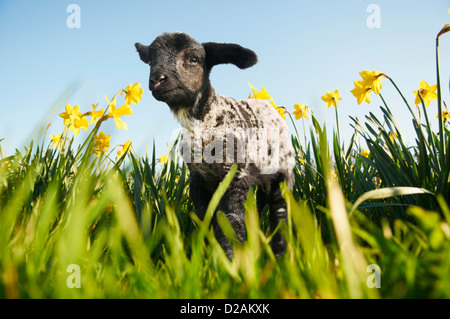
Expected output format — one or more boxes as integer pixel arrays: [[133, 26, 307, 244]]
[[271, 237, 286, 258]]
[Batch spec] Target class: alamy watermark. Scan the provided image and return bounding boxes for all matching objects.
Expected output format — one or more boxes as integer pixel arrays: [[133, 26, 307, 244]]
[[66, 4, 81, 29], [66, 264, 81, 288], [366, 264, 381, 288], [367, 4, 381, 29], [177, 120, 282, 174]]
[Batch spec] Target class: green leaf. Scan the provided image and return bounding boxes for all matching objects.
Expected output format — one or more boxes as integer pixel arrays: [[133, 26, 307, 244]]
[[350, 187, 434, 215]]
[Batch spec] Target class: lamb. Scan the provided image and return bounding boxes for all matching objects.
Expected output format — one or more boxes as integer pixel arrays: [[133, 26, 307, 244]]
[[135, 32, 295, 260]]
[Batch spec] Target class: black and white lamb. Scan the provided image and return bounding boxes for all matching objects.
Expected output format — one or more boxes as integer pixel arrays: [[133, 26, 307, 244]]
[[135, 32, 295, 260]]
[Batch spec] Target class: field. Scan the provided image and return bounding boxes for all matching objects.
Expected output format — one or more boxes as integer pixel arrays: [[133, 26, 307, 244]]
[[0, 23, 449, 300]]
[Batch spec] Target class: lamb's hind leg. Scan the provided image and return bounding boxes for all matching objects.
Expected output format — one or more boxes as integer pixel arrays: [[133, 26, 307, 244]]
[[268, 183, 287, 258]]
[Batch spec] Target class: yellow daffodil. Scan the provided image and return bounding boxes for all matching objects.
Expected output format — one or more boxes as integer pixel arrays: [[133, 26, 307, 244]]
[[59, 104, 82, 126], [359, 70, 384, 95], [105, 95, 133, 130], [159, 154, 168, 164], [59, 104, 90, 136], [123, 83, 144, 105], [374, 176, 382, 185], [321, 90, 342, 109], [413, 80, 438, 108], [293, 104, 309, 120], [88, 103, 104, 124], [70, 116, 89, 136], [67, 116, 88, 136], [50, 134, 62, 148], [437, 110, 450, 122], [117, 140, 133, 157], [361, 148, 370, 158], [351, 80, 372, 105], [389, 132, 398, 142], [248, 83, 286, 120], [275, 107, 286, 120], [93, 131, 111, 156], [248, 82, 272, 100], [270, 100, 286, 120]]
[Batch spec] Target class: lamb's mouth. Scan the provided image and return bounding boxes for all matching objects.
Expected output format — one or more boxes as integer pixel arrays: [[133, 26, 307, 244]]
[[151, 87, 176, 100]]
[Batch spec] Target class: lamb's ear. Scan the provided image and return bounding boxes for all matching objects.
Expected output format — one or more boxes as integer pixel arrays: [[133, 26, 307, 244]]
[[202, 42, 257, 70], [135, 43, 150, 63]]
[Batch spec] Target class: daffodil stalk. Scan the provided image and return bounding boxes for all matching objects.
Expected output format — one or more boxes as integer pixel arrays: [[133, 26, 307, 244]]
[[285, 110, 307, 164], [436, 24, 447, 160], [435, 20, 450, 196], [384, 75, 417, 121], [417, 91, 439, 164], [292, 104, 311, 148], [334, 106, 341, 145]]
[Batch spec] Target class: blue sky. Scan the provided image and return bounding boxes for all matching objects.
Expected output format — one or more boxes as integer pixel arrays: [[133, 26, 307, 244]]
[[0, 0, 449, 159]]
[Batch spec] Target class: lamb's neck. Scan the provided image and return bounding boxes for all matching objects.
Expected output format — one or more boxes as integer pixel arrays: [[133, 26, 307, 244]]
[[173, 86, 218, 130]]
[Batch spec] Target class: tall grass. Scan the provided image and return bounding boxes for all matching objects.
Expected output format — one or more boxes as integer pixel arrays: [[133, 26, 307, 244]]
[[0, 19, 449, 299]]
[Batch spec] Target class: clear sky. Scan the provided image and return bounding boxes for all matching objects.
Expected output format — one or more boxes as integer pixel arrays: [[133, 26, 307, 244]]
[[0, 0, 449, 159]]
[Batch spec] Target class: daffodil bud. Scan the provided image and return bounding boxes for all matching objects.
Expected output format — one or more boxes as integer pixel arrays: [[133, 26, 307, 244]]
[[437, 23, 450, 39]]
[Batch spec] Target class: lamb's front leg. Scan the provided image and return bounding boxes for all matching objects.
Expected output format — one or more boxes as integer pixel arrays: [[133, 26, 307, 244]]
[[214, 177, 249, 260]]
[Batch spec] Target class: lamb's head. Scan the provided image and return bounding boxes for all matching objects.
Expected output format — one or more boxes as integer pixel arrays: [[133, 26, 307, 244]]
[[135, 32, 257, 113]]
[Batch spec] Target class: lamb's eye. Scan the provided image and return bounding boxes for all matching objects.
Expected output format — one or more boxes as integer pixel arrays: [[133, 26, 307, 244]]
[[189, 57, 199, 65]]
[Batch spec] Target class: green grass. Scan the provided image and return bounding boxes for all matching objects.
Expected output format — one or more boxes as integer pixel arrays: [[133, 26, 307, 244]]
[[1, 22, 449, 299]]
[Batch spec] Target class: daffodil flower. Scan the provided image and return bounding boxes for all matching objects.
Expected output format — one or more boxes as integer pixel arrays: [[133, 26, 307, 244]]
[[59, 104, 90, 136], [361, 149, 370, 158], [50, 134, 62, 148], [437, 110, 450, 123], [117, 140, 133, 158], [351, 80, 372, 105], [87, 103, 104, 125], [413, 80, 438, 108], [389, 132, 398, 142], [69, 116, 89, 136], [159, 154, 168, 164], [269, 100, 286, 120], [59, 104, 83, 126], [321, 90, 342, 109], [123, 83, 144, 105], [93, 131, 111, 156], [248, 82, 272, 100], [274, 106, 286, 120], [105, 95, 133, 130], [293, 104, 309, 120], [359, 70, 384, 95], [249, 82, 286, 120]]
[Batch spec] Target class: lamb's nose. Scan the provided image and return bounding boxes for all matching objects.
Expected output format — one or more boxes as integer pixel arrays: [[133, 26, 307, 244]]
[[150, 73, 166, 88]]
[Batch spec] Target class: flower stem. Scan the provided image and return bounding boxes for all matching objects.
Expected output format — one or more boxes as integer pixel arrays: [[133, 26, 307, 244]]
[[335, 106, 341, 144], [418, 93, 439, 169], [436, 37, 445, 161], [286, 111, 306, 161], [286, 111, 302, 148], [386, 76, 417, 121]]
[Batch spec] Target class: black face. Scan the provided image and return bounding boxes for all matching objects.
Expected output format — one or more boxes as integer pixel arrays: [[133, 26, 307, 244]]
[[135, 32, 258, 112], [136, 33, 207, 110]]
